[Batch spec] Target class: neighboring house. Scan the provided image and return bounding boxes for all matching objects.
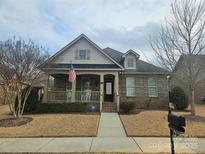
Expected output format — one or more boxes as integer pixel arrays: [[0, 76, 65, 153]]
[[0, 75, 5, 105], [171, 55, 205, 104], [40, 34, 170, 112]]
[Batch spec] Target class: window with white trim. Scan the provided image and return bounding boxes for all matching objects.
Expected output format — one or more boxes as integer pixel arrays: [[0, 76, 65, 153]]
[[127, 58, 134, 68], [148, 77, 158, 97], [126, 77, 135, 96], [79, 50, 86, 60]]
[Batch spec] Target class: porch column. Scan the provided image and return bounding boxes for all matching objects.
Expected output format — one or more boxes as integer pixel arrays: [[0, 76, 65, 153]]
[[100, 74, 104, 112], [114, 73, 120, 111], [71, 79, 76, 102], [43, 74, 49, 103]]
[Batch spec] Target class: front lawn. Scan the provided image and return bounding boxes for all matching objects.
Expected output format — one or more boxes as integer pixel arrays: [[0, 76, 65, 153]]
[[0, 105, 100, 137], [0, 104, 12, 120], [120, 104, 205, 137]]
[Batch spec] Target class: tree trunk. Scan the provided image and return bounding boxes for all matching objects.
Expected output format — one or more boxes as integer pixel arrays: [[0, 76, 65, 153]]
[[20, 87, 32, 116], [190, 89, 196, 116]]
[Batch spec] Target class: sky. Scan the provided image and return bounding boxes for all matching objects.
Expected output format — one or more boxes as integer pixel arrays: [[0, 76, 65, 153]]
[[0, 0, 170, 61]]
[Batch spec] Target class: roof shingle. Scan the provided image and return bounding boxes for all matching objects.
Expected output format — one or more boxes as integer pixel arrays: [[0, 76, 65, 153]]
[[103, 47, 169, 73]]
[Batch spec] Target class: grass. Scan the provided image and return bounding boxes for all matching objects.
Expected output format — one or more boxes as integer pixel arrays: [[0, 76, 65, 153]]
[[0, 104, 12, 120], [0, 153, 196, 154], [0, 153, 195, 154], [120, 104, 205, 137], [0, 105, 100, 137]]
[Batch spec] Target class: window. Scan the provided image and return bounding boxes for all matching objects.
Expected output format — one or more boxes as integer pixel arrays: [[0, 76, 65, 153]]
[[148, 77, 158, 97], [79, 50, 86, 60], [127, 58, 134, 68], [126, 77, 135, 96], [82, 77, 90, 90]]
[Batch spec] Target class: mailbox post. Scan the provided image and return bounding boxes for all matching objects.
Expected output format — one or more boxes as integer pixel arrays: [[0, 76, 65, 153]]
[[167, 75, 186, 154], [168, 106, 186, 154], [168, 107, 175, 154]]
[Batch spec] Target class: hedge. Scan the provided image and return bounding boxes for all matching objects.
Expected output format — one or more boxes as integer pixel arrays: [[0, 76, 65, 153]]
[[15, 86, 100, 113], [120, 102, 136, 112], [34, 103, 99, 113]]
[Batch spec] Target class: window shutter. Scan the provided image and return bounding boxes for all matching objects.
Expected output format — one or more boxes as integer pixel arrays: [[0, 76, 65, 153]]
[[87, 50, 90, 60], [75, 49, 79, 60]]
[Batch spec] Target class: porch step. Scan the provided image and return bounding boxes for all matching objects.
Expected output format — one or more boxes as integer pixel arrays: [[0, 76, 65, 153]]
[[102, 103, 117, 112]]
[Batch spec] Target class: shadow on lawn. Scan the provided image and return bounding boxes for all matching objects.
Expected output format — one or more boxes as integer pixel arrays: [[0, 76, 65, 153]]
[[120, 109, 143, 115], [184, 115, 205, 123]]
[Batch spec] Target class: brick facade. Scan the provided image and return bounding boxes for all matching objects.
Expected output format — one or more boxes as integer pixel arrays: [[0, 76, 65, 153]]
[[119, 74, 169, 109]]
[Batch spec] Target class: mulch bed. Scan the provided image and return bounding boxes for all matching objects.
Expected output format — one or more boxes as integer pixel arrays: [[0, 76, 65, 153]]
[[0, 117, 33, 127]]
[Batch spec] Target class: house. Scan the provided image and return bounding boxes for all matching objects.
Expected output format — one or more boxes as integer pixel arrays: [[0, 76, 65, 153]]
[[40, 34, 170, 112], [171, 55, 205, 104], [0, 75, 4, 105]]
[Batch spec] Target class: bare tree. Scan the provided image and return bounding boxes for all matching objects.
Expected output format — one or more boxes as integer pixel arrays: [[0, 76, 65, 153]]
[[0, 37, 49, 118], [151, 0, 205, 115]]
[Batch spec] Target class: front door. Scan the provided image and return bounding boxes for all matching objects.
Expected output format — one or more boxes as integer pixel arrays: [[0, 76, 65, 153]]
[[104, 77, 114, 102]]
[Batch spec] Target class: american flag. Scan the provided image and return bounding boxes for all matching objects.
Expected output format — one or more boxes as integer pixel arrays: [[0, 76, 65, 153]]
[[68, 64, 76, 82]]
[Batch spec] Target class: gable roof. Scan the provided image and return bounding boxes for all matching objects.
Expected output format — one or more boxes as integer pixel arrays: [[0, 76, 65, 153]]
[[173, 54, 205, 73], [40, 34, 123, 69], [122, 49, 140, 58], [40, 34, 169, 73], [103, 47, 169, 74]]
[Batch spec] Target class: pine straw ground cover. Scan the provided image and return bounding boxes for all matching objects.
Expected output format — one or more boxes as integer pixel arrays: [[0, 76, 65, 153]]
[[0, 105, 100, 137], [120, 104, 205, 137]]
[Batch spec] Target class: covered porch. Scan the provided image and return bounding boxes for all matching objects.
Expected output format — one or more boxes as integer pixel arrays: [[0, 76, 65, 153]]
[[43, 71, 120, 112]]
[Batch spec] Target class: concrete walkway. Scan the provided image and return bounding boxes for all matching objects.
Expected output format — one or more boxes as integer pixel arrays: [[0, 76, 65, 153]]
[[0, 113, 204, 153], [97, 113, 126, 137]]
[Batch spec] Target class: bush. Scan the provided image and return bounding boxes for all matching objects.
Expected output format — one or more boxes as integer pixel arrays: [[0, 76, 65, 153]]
[[35, 103, 97, 113], [24, 87, 41, 112], [120, 102, 136, 112], [15, 87, 40, 113], [170, 86, 188, 110], [144, 99, 151, 109]]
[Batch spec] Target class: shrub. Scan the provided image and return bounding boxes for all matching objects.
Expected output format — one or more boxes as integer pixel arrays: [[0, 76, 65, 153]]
[[144, 99, 151, 109], [170, 86, 188, 110], [35, 103, 94, 113], [24, 87, 41, 112], [120, 102, 136, 112], [15, 87, 40, 113]]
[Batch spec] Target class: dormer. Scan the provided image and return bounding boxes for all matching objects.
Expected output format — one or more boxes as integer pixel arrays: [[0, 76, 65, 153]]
[[122, 49, 140, 69]]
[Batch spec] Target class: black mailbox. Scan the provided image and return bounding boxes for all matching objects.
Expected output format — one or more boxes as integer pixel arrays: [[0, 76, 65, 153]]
[[200, 96, 205, 103], [168, 113, 186, 134]]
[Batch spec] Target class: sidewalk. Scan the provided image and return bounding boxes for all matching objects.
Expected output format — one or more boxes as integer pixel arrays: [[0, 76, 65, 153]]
[[0, 137, 204, 153], [97, 112, 126, 137], [0, 113, 204, 153]]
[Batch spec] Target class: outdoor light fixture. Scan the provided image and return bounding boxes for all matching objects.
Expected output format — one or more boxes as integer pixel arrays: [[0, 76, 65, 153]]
[[166, 75, 171, 80]]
